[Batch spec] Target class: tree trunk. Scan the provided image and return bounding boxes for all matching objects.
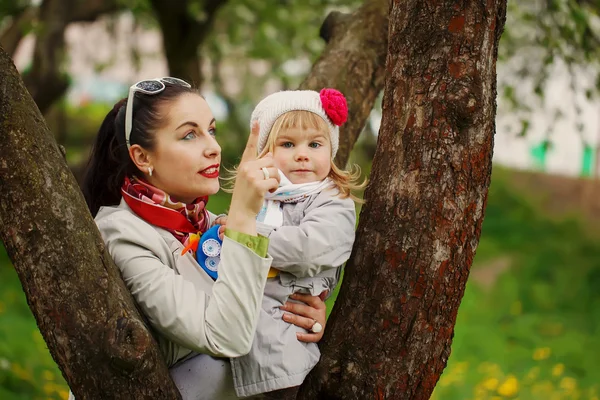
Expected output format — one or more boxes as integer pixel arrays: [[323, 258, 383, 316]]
[[0, 6, 37, 58], [0, 46, 181, 399], [150, 0, 228, 86], [300, 0, 389, 168], [22, 0, 71, 115], [21, 0, 121, 115], [298, 0, 507, 399]]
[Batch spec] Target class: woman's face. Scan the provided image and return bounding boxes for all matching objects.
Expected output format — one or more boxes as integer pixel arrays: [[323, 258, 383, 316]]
[[143, 93, 221, 202]]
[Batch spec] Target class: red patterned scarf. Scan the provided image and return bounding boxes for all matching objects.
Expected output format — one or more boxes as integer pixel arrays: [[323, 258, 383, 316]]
[[121, 176, 210, 249]]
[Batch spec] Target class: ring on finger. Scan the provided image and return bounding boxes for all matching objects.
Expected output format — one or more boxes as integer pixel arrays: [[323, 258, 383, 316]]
[[261, 167, 270, 180], [310, 319, 323, 333]]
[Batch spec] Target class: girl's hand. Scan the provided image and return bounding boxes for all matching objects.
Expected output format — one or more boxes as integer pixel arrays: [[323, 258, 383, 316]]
[[280, 293, 328, 343], [215, 216, 227, 240], [227, 122, 280, 235]]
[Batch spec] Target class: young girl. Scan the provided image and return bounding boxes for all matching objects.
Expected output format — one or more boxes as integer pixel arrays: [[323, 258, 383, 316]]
[[228, 88, 364, 398]]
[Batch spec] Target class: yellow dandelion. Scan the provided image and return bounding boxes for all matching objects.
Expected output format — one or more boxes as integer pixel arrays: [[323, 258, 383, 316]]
[[11, 363, 32, 382], [532, 347, 552, 361], [483, 378, 500, 391], [559, 377, 577, 391], [497, 375, 519, 397], [42, 370, 54, 381], [552, 363, 564, 377], [60, 390, 70, 400], [43, 382, 56, 394]]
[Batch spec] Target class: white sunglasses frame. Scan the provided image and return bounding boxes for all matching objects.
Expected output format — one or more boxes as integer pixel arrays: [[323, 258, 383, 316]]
[[124, 77, 191, 149]]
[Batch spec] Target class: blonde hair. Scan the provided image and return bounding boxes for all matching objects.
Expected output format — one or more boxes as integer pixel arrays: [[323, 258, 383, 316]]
[[225, 110, 366, 203]]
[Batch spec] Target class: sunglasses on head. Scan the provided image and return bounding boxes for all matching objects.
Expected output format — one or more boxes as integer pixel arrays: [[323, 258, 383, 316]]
[[124, 77, 192, 149]]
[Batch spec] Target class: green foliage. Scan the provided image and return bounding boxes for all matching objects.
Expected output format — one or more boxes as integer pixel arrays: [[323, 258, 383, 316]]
[[0, 0, 31, 21], [501, 1, 600, 76], [0, 0, 35, 40], [115, 0, 156, 26], [499, 0, 600, 141], [211, 0, 355, 64]]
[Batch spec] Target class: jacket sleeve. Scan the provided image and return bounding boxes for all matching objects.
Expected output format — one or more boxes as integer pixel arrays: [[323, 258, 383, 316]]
[[256, 192, 356, 278], [97, 215, 272, 358]]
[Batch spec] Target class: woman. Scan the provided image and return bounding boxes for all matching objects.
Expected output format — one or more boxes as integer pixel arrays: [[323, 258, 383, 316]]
[[81, 77, 328, 399]]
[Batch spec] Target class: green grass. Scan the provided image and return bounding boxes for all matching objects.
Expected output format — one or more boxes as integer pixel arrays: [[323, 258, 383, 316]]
[[0, 246, 67, 400], [1, 168, 599, 399], [431, 169, 600, 399]]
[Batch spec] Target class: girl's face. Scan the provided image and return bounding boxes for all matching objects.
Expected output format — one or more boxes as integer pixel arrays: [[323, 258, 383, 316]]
[[139, 93, 221, 202], [272, 126, 332, 184]]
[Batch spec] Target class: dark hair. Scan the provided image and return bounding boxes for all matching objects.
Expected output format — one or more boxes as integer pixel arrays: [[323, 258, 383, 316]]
[[82, 82, 198, 217]]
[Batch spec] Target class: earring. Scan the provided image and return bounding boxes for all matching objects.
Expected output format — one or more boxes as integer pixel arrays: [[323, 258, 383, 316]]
[[148, 167, 153, 177]]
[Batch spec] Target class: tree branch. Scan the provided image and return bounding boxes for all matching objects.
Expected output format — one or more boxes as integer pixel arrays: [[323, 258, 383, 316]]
[[300, 0, 390, 168], [319, 10, 352, 43], [0, 6, 37, 58], [149, 0, 229, 86], [18, 0, 121, 114], [22, 0, 70, 114], [69, 0, 120, 22], [149, 0, 202, 84]]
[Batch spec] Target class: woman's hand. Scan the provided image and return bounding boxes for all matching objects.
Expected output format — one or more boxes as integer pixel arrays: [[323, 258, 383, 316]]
[[228, 122, 280, 236], [280, 293, 328, 343]]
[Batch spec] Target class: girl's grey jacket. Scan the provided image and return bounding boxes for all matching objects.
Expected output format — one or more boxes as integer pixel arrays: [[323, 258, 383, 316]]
[[230, 188, 356, 397]]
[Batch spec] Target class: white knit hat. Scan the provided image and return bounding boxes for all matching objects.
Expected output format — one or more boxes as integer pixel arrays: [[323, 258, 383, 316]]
[[250, 88, 348, 158]]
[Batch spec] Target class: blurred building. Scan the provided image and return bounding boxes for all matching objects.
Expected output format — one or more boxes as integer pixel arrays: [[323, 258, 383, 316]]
[[11, 13, 600, 178]]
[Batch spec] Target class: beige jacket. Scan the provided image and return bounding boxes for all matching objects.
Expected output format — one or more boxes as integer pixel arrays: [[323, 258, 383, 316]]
[[95, 199, 273, 367]]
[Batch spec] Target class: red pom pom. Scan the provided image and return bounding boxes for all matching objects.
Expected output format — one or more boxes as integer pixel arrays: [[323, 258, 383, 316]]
[[319, 88, 348, 126]]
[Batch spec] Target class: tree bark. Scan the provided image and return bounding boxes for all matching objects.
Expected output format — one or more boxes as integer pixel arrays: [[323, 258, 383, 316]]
[[0, 46, 181, 399], [300, 0, 389, 168], [298, 0, 507, 399], [149, 0, 228, 86]]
